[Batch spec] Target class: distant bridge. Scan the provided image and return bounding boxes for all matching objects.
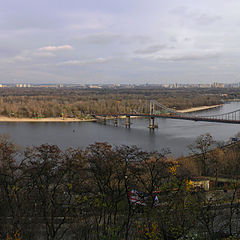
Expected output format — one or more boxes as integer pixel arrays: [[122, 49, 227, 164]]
[[92, 100, 240, 129]]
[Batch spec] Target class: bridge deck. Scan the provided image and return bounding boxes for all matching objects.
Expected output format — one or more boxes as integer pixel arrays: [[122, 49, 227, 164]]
[[93, 113, 240, 124]]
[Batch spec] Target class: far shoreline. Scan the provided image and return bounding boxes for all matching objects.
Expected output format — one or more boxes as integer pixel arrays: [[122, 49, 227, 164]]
[[0, 104, 223, 122]]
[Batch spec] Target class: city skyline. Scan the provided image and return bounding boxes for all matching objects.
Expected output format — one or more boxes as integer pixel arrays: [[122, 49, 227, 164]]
[[1, 0, 240, 84]]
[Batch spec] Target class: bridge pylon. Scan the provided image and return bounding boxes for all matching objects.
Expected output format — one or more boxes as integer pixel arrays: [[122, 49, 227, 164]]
[[150, 101, 154, 115], [149, 101, 158, 130]]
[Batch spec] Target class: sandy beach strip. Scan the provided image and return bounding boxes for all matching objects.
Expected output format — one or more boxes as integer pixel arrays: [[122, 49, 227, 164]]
[[0, 115, 139, 122], [177, 104, 222, 113], [0, 117, 97, 122], [0, 104, 223, 121]]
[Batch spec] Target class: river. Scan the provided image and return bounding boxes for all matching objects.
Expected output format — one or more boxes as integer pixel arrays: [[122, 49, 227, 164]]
[[0, 102, 240, 157]]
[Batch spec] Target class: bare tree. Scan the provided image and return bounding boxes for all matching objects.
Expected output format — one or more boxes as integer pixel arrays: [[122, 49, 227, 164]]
[[189, 133, 215, 176]]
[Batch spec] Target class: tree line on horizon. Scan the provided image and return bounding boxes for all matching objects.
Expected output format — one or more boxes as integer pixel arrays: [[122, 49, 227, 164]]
[[0, 88, 227, 118], [1, 134, 240, 239]]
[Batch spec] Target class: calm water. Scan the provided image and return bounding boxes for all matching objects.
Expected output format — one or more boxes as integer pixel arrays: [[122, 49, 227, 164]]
[[1, 102, 240, 157]]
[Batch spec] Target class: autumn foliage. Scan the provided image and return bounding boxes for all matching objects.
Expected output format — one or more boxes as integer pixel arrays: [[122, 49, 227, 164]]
[[0, 134, 240, 239]]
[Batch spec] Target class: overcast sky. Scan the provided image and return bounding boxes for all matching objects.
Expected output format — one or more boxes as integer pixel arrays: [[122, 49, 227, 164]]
[[1, 0, 240, 84]]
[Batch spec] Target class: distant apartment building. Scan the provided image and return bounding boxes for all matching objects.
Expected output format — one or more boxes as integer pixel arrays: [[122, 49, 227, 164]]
[[199, 84, 212, 88], [16, 84, 31, 88], [212, 82, 225, 88], [89, 85, 102, 89], [162, 84, 170, 88]]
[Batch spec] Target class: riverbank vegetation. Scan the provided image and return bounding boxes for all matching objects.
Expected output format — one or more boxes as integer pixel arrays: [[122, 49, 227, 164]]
[[0, 87, 234, 118], [1, 134, 240, 239]]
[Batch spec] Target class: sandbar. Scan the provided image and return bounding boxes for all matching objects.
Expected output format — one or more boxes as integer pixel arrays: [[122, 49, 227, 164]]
[[0, 117, 97, 122], [177, 104, 222, 113]]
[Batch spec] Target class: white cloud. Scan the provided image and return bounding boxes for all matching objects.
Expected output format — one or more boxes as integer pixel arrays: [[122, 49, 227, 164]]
[[38, 45, 73, 52], [13, 55, 31, 62], [7, 49, 55, 63], [34, 52, 55, 57], [57, 57, 109, 66], [66, 11, 112, 31]]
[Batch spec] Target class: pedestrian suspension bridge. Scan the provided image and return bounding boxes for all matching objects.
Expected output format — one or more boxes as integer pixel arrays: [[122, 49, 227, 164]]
[[92, 100, 240, 129]]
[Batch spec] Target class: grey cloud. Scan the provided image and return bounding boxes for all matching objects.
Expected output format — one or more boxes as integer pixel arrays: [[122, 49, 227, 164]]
[[156, 52, 220, 61], [123, 35, 152, 45], [0, 13, 63, 31], [170, 6, 222, 26], [0, 0, 239, 84], [79, 33, 122, 45], [169, 36, 178, 43], [169, 6, 188, 15], [0, 47, 20, 57], [78, 33, 152, 46], [134, 35, 151, 43], [184, 37, 192, 42], [195, 14, 222, 25], [134, 45, 172, 54]]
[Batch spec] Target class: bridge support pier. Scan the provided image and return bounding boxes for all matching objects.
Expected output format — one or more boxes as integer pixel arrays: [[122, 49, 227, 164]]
[[114, 117, 118, 127], [125, 115, 131, 128], [103, 116, 106, 125], [149, 117, 158, 130], [149, 117, 155, 130]]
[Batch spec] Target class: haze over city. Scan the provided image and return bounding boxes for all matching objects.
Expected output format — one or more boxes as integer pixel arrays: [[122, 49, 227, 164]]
[[1, 0, 240, 84]]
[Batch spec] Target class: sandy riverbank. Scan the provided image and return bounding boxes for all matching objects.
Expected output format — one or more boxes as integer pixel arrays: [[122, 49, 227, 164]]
[[0, 117, 97, 122], [0, 115, 140, 122], [177, 104, 222, 113], [0, 104, 223, 122]]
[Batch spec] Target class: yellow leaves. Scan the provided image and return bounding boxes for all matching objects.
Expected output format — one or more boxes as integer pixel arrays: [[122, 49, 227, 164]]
[[6, 231, 22, 240], [169, 161, 179, 176], [7, 185, 19, 192], [169, 165, 177, 176], [68, 183, 72, 190], [185, 179, 193, 192], [76, 195, 88, 204], [137, 222, 161, 240]]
